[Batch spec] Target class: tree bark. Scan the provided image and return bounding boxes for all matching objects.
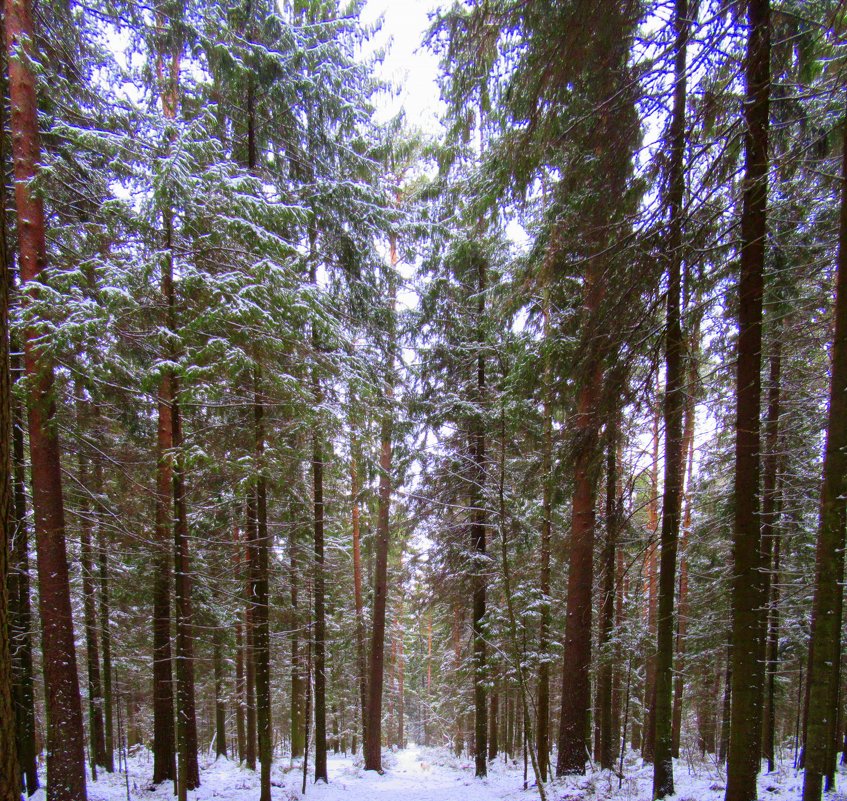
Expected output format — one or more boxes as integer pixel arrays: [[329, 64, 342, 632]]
[[556, 258, 604, 777], [598, 414, 619, 770], [9, 345, 37, 796], [173, 401, 200, 798], [351, 422, 369, 754], [471, 254, 488, 778], [760, 325, 783, 774], [0, 64, 19, 798], [94, 461, 114, 773], [537, 299, 553, 781], [652, 2, 688, 795], [801, 93, 847, 801], [253, 371, 272, 801], [76, 434, 107, 776], [725, 2, 770, 800], [4, 1, 89, 797]]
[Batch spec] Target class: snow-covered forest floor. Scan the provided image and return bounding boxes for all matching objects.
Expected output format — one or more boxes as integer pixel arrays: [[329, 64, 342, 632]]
[[30, 744, 836, 801]]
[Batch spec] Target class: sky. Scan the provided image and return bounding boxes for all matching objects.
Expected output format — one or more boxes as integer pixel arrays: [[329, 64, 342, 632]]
[[360, 0, 444, 129]]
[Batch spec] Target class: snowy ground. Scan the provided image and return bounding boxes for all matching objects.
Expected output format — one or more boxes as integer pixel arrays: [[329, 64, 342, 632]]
[[31, 743, 841, 801]]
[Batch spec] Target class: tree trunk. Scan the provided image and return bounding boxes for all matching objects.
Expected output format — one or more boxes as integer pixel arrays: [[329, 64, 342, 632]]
[[801, 92, 847, 801], [760, 324, 783, 774], [725, 2, 770, 800], [652, 3, 688, 795], [471, 254, 488, 778], [365, 410, 392, 772], [0, 68, 19, 798], [9, 347, 38, 796], [312, 425, 328, 782], [253, 372, 272, 801], [245, 500, 258, 771], [556, 258, 604, 777], [537, 299, 552, 781], [94, 461, 114, 773], [173, 402, 200, 798], [643, 388, 660, 765], [365, 262, 396, 773], [351, 423, 369, 754], [672, 414, 695, 759], [213, 620, 227, 759], [289, 521, 304, 759], [76, 438, 107, 776], [233, 524, 246, 763], [598, 414, 619, 770], [4, 1, 89, 797]]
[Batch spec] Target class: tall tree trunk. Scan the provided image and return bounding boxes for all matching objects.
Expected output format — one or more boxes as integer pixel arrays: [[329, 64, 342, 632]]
[[598, 413, 619, 770], [365, 403, 392, 772], [312, 402, 328, 784], [173, 402, 200, 798], [94, 461, 114, 773], [760, 324, 783, 774], [537, 299, 552, 781], [471, 254, 488, 778], [213, 616, 227, 759], [289, 521, 304, 759], [653, 2, 688, 795], [643, 396, 660, 765], [725, 2, 770, 800], [365, 260, 396, 773], [4, 1, 88, 797], [151, 20, 180, 783], [0, 64, 19, 798], [10, 345, 38, 796], [232, 522, 246, 763], [556, 257, 604, 777], [253, 371, 273, 801], [672, 409, 695, 759], [801, 93, 847, 801], [351, 422, 368, 754], [76, 431, 107, 776], [245, 499, 258, 771]]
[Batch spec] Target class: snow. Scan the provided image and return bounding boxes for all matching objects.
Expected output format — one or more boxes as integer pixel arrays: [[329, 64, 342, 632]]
[[27, 745, 842, 801]]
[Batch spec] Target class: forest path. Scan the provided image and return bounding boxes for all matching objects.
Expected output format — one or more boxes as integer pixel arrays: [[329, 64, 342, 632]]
[[310, 745, 526, 801]]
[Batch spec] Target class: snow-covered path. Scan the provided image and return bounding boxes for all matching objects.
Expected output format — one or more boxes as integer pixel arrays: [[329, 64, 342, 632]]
[[75, 744, 531, 801], [308, 746, 518, 801]]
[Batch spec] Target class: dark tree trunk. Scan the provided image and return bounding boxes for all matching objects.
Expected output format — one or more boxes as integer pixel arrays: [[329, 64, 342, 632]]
[[9, 347, 38, 796], [245, 500, 258, 771], [312, 427, 328, 782], [289, 522, 304, 758], [725, 3, 770, 800], [652, 2, 688, 795], [537, 301, 552, 781], [0, 70, 19, 799], [471, 254, 488, 778], [76, 438, 107, 776], [556, 261, 603, 777], [231, 522, 246, 762], [213, 620, 227, 759], [672, 411, 695, 759], [253, 373, 272, 801], [802, 93, 847, 801], [365, 411, 392, 772], [4, 1, 88, 797], [351, 426, 369, 755], [94, 461, 114, 773], [173, 403, 200, 797], [761, 326, 783, 774], [598, 414, 619, 770]]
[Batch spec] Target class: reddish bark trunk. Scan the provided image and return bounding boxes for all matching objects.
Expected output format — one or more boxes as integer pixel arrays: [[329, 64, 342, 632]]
[[4, 1, 88, 798]]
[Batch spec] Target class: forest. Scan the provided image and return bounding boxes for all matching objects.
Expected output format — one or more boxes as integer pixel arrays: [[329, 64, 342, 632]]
[[0, 1, 845, 801]]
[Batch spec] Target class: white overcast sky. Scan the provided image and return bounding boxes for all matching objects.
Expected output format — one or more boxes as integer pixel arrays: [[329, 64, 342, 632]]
[[361, 0, 444, 129]]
